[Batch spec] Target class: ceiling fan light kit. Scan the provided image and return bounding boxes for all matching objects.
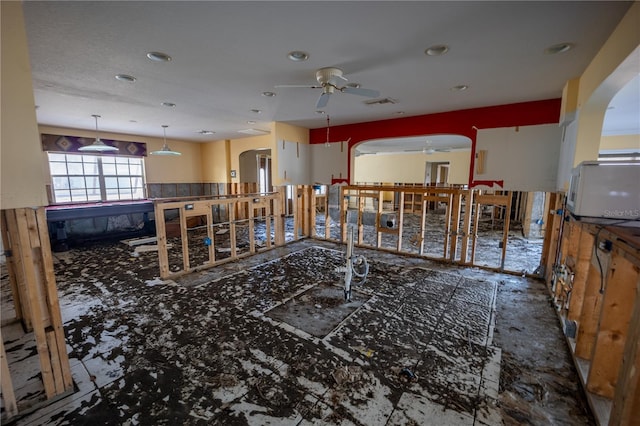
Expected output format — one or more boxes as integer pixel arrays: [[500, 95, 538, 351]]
[[277, 66, 380, 109]]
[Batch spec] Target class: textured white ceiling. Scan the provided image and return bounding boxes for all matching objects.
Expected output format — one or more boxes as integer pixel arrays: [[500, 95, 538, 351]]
[[23, 1, 636, 151]]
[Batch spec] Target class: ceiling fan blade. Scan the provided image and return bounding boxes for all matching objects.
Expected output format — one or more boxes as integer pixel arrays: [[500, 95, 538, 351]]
[[275, 84, 322, 89], [341, 86, 380, 98], [316, 92, 330, 109]]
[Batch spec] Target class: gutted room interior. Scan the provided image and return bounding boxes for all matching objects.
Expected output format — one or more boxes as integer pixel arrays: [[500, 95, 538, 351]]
[[1, 1, 639, 425]]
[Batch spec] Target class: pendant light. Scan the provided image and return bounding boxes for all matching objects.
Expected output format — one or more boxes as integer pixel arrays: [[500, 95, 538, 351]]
[[78, 115, 119, 152], [150, 125, 181, 156]]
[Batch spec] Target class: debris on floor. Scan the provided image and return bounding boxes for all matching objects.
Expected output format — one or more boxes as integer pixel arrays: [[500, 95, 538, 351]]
[[1, 238, 592, 425]]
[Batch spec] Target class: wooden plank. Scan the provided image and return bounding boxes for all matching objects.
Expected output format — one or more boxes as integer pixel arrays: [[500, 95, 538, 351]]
[[153, 202, 171, 280], [179, 209, 190, 272], [500, 192, 512, 271], [4, 210, 32, 330], [341, 187, 348, 242], [476, 194, 510, 206], [442, 194, 452, 259], [609, 272, 640, 425], [35, 207, 73, 391], [397, 192, 405, 252], [587, 254, 639, 399], [459, 190, 473, 264], [575, 250, 608, 359], [542, 193, 562, 284], [310, 188, 318, 238], [567, 229, 595, 322], [449, 191, 462, 262], [470, 195, 481, 264], [522, 192, 533, 239], [418, 197, 427, 255], [357, 195, 364, 245], [248, 202, 256, 254], [229, 201, 237, 259], [13, 208, 56, 399], [1, 210, 23, 322], [274, 187, 285, 246], [46, 330, 65, 394], [0, 336, 18, 418]]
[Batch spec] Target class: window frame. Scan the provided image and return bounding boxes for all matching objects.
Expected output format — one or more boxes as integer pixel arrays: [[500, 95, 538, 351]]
[[48, 152, 146, 204]]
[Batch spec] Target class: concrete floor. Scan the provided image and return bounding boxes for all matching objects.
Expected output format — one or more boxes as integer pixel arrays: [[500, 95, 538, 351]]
[[1, 238, 591, 425]]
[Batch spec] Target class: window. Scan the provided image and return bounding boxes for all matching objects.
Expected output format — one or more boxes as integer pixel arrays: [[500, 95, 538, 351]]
[[48, 153, 145, 203]]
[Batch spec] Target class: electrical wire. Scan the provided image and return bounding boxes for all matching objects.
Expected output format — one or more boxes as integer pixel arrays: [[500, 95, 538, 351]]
[[592, 217, 640, 294]]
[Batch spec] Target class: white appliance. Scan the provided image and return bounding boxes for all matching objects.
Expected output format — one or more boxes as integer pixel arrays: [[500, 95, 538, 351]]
[[567, 161, 640, 222]]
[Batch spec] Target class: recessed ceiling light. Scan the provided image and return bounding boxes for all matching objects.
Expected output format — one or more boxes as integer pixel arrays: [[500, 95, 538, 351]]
[[129, 119, 138, 123], [394, 111, 405, 115], [115, 74, 136, 82], [262, 91, 276, 97], [198, 130, 215, 135], [287, 51, 309, 62], [161, 102, 176, 108], [544, 43, 574, 55], [425, 44, 449, 56], [247, 120, 257, 125], [451, 84, 469, 91], [250, 109, 262, 114], [146, 51, 172, 62], [346, 83, 361, 89], [315, 110, 326, 115]]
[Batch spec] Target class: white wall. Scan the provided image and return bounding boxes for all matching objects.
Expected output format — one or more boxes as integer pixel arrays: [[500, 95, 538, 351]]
[[277, 141, 311, 184], [311, 142, 349, 184], [473, 124, 562, 192]]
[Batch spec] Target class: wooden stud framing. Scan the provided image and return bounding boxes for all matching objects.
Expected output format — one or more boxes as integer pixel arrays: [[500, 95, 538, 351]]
[[1, 207, 73, 419], [153, 191, 283, 279]]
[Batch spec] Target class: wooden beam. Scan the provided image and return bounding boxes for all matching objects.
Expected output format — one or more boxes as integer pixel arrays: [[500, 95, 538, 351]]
[[397, 192, 405, 252], [587, 254, 639, 399], [459, 190, 473, 264], [1, 210, 23, 322], [0, 336, 17, 418], [36, 207, 73, 392], [153, 202, 171, 280], [13, 208, 56, 398], [449, 191, 462, 262]]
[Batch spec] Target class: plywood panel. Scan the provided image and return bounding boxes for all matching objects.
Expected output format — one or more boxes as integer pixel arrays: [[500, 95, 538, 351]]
[[587, 254, 639, 399]]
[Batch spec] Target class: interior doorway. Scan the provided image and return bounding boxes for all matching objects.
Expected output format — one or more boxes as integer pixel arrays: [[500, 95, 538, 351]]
[[239, 149, 272, 192]]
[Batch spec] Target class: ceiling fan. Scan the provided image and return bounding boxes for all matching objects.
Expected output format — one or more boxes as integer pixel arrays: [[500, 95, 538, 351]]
[[422, 140, 451, 155], [276, 67, 380, 108]]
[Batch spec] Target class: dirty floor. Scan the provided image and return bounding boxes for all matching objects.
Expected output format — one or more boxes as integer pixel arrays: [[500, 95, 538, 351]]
[[2, 238, 591, 425]]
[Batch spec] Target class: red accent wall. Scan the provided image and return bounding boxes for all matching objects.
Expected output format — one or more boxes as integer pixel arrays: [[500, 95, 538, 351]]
[[309, 98, 561, 185]]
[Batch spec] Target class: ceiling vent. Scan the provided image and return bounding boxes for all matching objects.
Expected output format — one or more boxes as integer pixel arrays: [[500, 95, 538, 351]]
[[365, 97, 398, 105], [238, 128, 271, 135]]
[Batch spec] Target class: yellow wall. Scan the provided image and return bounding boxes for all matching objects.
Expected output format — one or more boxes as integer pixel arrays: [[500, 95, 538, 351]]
[[39, 125, 204, 184], [1, 2, 49, 208], [354, 150, 470, 185], [572, 2, 640, 166], [600, 134, 640, 151], [201, 140, 229, 182]]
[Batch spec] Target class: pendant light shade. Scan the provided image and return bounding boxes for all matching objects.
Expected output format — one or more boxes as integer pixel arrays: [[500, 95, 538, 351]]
[[78, 115, 119, 152], [150, 125, 181, 156]]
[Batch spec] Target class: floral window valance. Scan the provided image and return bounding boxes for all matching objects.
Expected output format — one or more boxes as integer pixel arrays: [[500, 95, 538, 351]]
[[41, 134, 147, 157]]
